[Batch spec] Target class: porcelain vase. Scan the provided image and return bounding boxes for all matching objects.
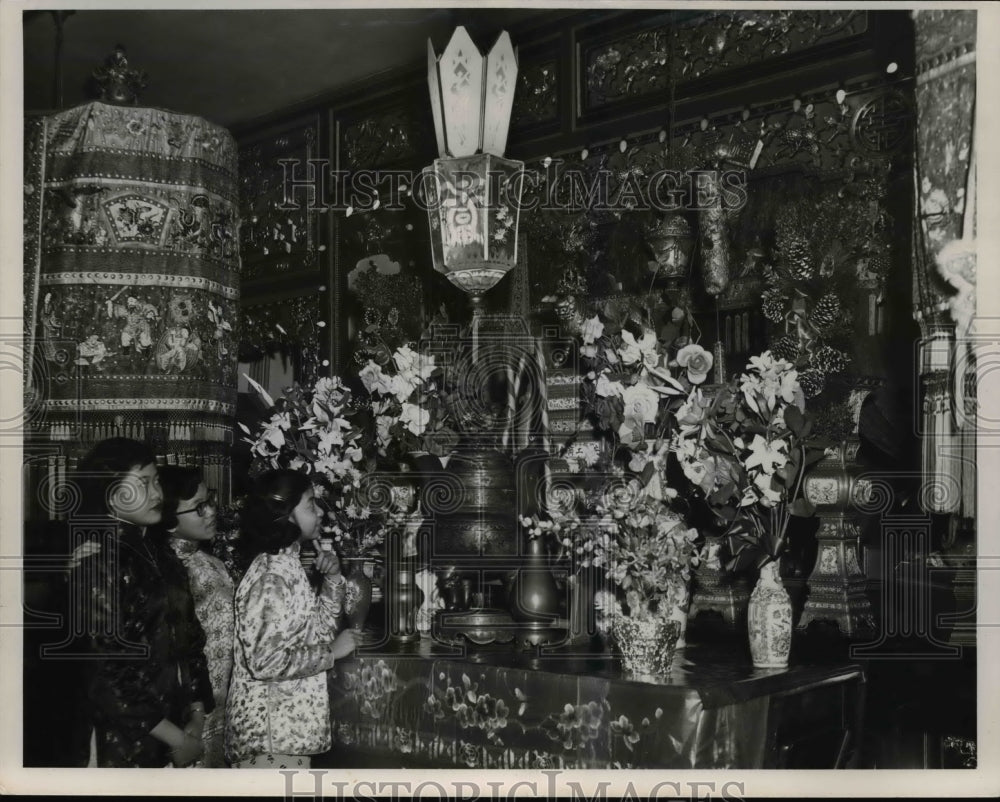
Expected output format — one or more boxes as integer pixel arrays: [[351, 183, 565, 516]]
[[747, 560, 793, 668], [612, 616, 681, 677]]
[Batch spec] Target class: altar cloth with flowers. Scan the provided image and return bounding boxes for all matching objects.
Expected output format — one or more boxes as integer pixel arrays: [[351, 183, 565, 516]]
[[325, 642, 864, 770]]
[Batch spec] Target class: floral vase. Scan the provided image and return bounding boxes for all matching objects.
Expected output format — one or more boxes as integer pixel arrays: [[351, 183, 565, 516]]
[[612, 616, 681, 677], [509, 536, 560, 622], [343, 559, 373, 633], [747, 560, 793, 668]]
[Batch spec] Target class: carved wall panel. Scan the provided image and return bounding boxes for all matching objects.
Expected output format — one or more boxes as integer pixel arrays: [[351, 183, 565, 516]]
[[511, 35, 562, 138], [237, 113, 324, 283], [581, 11, 868, 116]]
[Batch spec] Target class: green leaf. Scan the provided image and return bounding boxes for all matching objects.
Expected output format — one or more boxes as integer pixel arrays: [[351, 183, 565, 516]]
[[789, 498, 816, 517], [705, 434, 736, 454], [804, 448, 825, 467], [784, 404, 804, 437], [801, 417, 814, 439]]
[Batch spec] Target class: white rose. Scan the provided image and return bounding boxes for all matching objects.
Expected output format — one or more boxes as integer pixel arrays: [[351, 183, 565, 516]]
[[399, 402, 429, 436], [580, 315, 604, 345], [621, 383, 659, 425]]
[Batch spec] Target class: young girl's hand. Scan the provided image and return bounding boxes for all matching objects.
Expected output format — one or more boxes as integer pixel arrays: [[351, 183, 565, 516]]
[[314, 551, 341, 578], [183, 705, 205, 741], [169, 732, 205, 767], [67, 540, 101, 570], [332, 629, 356, 660]]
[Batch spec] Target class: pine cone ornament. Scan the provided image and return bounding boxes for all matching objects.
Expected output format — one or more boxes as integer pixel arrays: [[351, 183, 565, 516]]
[[783, 234, 814, 281], [810, 293, 841, 331], [808, 344, 849, 374], [798, 368, 826, 399], [761, 289, 787, 323], [770, 334, 801, 362]]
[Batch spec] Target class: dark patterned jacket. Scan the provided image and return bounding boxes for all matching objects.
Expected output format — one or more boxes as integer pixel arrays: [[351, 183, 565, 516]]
[[71, 520, 215, 767]]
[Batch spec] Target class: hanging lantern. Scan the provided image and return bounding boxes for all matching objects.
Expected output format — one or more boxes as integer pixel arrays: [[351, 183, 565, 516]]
[[646, 213, 695, 280], [424, 27, 524, 309]]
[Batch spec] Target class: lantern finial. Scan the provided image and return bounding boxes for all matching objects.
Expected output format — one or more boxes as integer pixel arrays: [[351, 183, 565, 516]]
[[427, 27, 519, 158]]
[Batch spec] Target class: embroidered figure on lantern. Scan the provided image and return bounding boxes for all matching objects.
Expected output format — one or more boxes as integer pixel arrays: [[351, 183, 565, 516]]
[[156, 325, 203, 374], [207, 300, 232, 357], [75, 334, 109, 371], [107, 291, 158, 368], [39, 293, 63, 362]]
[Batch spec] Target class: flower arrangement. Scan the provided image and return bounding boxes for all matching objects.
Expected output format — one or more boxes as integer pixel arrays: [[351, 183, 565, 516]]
[[358, 343, 443, 459], [669, 351, 824, 570], [356, 310, 519, 460], [586, 487, 700, 625], [240, 374, 385, 559], [574, 291, 711, 461]]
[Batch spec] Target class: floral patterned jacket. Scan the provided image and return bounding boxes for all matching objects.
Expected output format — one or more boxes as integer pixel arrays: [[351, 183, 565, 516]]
[[168, 540, 235, 710], [169, 539, 235, 767], [72, 521, 215, 767], [225, 543, 345, 763]]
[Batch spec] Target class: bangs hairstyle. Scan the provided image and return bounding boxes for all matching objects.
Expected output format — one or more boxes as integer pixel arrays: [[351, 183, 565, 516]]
[[76, 438, 158, 517], [239, 469, 313, 558], [156, 465, 204, 532]]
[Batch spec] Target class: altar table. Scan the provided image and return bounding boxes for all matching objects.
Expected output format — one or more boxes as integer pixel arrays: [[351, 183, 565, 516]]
[[324, 640, 866, 770]]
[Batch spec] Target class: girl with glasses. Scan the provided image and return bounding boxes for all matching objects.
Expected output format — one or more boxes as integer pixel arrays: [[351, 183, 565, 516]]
[[153, 466, 235, 768]]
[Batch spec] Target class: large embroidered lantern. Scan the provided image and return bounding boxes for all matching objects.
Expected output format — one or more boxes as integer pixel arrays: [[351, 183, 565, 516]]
[[24, 99, 239, 509], [424, 27, 524, 309]]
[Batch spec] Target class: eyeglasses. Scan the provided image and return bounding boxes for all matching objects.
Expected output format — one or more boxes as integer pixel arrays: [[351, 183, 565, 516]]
[[176, 489, 218, 518]]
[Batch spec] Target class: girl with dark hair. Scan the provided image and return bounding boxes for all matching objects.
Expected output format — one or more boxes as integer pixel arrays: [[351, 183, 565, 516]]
[[225, 469, 356, 769], [71, 438, 213, 768], [153, 465, 235, 768]]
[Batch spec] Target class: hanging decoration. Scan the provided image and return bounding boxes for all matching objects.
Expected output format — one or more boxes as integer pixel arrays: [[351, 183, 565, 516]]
[[911, 9, 976, 520], [26, 97, 239, 479], [424, 27, 525, 313]]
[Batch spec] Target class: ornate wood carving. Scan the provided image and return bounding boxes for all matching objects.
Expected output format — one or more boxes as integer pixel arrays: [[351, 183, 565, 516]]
[[582, 11, 868, 112], [340, 106, 432, 171], [237, 114, 323, 283], [239, 291, 326, 387], [512, 58, 559, 130]]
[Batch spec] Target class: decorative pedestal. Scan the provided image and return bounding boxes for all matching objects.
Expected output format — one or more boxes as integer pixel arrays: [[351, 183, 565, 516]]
[[798, 438, 877, 637]]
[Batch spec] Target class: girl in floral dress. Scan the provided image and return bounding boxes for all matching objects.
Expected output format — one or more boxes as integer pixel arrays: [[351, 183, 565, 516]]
[[154, 466, 235, 768], [225, 469, 356, 769], [72, 438, 212, 768]]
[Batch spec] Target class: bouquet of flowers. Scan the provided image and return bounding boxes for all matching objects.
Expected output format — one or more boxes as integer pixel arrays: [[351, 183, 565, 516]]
[[669, 351, 825, 571], [556, 286, 721, 512], [241, 374, 385, 559], [585, 484, 700, 626], [357, 343, 444, 460]]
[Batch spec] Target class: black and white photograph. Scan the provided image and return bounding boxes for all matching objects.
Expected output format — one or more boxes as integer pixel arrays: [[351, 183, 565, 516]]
[[2, 1, 997, 797]]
